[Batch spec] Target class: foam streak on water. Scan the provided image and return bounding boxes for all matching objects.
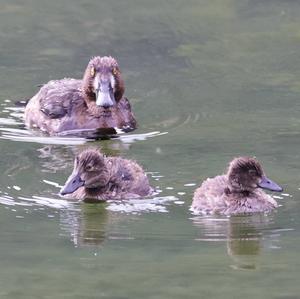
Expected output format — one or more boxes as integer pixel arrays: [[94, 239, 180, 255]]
[[106, 196, 178, 214], [43, 179, 63, 189], [18, 196, 75, 209]]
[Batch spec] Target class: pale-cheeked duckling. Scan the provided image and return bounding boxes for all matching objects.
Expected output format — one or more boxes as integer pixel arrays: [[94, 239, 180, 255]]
[[191, 157, 283, 215], [24, 56, 136, 135], [60, 149, 153, 201]]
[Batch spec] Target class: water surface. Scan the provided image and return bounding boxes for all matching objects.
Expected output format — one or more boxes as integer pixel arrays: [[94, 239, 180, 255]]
[[0, 0, 300, 298]]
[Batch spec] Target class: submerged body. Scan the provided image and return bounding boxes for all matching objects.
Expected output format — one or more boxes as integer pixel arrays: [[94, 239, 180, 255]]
[[24, 56, 136, 135], [191, 157, 283, 215], [60, 149, 153, 201]]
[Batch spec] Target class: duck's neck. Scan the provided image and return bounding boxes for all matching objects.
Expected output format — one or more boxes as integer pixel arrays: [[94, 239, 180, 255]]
[[84, 165, 114, 197], [85, 185, 108, 197], [225, 187, 253, 198], [82, 93, 117, 118]]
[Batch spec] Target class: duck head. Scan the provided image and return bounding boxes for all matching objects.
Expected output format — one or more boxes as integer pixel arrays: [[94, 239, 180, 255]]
[[227, 157, 283, 194], [82, 56, 125, 109], [60, 149, 109, 196]]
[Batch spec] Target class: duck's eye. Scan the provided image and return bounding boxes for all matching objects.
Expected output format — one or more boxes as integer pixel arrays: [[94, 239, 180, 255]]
[[249, 169, 257, 176], [90, 67, 95, 77], [112, 67, 118, 76], [85, 164, 94, 172]]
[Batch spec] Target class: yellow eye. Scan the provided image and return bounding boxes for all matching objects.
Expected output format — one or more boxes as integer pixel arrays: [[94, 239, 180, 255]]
[[112, 67, 118, 76], [90, 67, 95, 77]]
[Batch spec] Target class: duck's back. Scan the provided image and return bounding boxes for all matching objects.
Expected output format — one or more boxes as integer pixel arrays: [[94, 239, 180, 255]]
[[24, 78, 85, 134], [108, 157, 152, 198], [192, 175, 228, 214]]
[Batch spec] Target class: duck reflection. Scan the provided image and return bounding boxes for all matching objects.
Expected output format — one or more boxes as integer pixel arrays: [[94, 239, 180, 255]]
[[226, 215, 264, 270], [60, 203, 109, 248], [192, 214, 275, 270], [38, 145, 73, 173], [37, 140, 130, 173]]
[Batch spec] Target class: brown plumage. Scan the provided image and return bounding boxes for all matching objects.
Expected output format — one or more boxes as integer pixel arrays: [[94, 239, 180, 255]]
[[24, 56, 137, 135], [191, 157, 283, 215], [60, 149, 153, 201]]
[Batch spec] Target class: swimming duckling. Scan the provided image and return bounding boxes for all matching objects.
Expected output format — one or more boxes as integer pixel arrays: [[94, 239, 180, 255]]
[[24, 56, 137, 135], [60, 149, 152, 201], [191, 157, 283, 215]]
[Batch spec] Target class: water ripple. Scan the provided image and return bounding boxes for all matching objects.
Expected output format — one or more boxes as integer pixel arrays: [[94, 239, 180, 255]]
[[0, 102, 168, 145]]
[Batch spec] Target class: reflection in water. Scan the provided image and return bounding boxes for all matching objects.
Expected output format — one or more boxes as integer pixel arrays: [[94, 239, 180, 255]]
[[38, 145, 73, 173], [36, 142, 133, 173], [36, 143, 168, 185], [226, 216, 264, 270], [60, 196, 178, 247], [192, 214, 280, 270], [37, 143, 134, 173], [0, 187, 178, 248], [60, 204, 108, 248]]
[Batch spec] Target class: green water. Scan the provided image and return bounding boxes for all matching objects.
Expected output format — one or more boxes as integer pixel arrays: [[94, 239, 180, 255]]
[[0, 0, 300, 298]]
